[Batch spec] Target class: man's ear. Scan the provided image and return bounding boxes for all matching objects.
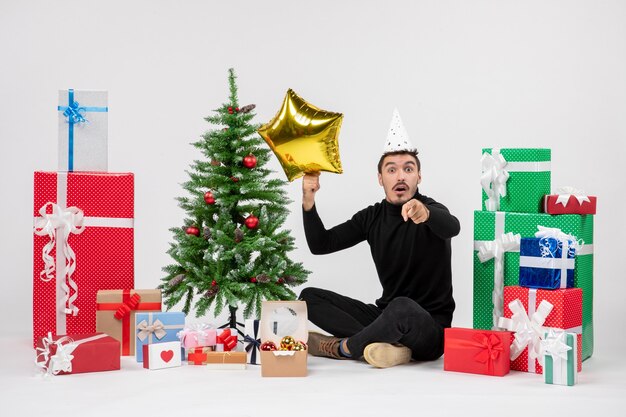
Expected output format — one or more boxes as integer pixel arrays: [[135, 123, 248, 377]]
[[378, 172, 383, 186], [417, 170, 422, 185]]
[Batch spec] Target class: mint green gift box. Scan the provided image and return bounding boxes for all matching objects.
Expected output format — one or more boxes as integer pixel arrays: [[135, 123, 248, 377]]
[[543, 331, 578, 386], [473, 210, 594, 360], [481, 148, 551, 213]]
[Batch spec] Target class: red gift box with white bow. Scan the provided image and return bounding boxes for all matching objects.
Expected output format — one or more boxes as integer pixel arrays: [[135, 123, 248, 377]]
[[543, 187, 596, 215], [498, 286, 582, 374], [33, 171, 134, 347], [35, 332, 120, 375]]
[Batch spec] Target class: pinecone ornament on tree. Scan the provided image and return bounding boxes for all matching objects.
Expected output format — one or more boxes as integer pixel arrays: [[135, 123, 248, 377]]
[[240, 104, 256, 113], [169, 274, 185, 287], [204, 288, 218, 299], [234, 227, 244, 243]]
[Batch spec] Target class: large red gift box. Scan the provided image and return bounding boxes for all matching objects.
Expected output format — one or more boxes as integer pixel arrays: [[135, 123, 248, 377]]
[[501, 286, 582, 374], [35, 332, 120, 375], [543, 194, 596, 215], [33, 171, 134, 347], [444, 328, 511, 376]]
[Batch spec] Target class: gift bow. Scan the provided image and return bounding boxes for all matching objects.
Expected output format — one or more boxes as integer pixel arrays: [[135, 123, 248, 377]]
[[555, 186, 591, 207], [540, 329, 572, 365], [535, 226, 581, 257], [35, 333, 78, 376], [62, 100, 87, 124], [113, 293, 141, 320], [473, 333, 504, 366], [217, 329, 238, 351], [244, 335, 261, 353], [33, 202, 85, 316], [498, 298, 553, 365], [136, 319, 167, 342], [480, 150, 510, 211], [477, 232, 521, 329]]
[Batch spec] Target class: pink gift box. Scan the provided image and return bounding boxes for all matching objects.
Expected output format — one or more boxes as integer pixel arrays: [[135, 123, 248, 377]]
[[177, 324, 217, 349]]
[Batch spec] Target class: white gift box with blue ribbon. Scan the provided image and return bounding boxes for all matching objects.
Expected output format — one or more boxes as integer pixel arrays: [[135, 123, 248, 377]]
[[58, 89, 108, 172], [519, 226, 578, 290]]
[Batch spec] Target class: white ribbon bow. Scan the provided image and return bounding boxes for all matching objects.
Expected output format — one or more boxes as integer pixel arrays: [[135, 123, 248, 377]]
[[33, 202, 85, 315], [540, 329, 572, 364], [480, 149, 510, 211], [535, 226, 580, 250], [535, 225, 581, 261], [555, 186, 591, 207], [477, 232, 521, 328], [35, 333, 78, 376], [498, 298, 553, 366], [137, 319, 167, 342], [35, 333, 108, 376]]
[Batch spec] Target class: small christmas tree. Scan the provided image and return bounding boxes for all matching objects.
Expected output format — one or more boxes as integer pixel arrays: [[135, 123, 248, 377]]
[[160, 69, 309, 323]]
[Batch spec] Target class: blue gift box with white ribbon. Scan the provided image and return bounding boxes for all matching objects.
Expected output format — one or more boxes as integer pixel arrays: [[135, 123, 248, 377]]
[[58, 89, 108, 172], [135, 312, 185, 362], [519, 236, 576, 289]]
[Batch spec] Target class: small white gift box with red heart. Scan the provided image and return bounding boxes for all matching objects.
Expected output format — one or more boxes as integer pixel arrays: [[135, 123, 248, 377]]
[[142, 341, 182, 370]]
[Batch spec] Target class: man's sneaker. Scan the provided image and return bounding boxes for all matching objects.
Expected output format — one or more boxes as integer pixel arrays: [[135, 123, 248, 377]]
[[363, 342, 412, 368], [307, 332, 345, 359]]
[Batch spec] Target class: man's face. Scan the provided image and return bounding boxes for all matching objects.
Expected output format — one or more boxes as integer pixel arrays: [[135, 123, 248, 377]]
[[378, 154, 421, 205]]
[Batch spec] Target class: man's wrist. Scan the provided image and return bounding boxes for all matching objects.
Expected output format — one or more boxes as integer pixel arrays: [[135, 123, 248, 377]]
[[303, 199, 315, 211]]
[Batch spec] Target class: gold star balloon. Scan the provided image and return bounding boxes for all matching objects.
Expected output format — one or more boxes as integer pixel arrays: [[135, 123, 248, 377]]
[[258, 89, 343, 181]]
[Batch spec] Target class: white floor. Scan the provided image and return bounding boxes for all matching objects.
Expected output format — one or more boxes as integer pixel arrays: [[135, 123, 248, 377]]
[[1, 334, 624, 416]]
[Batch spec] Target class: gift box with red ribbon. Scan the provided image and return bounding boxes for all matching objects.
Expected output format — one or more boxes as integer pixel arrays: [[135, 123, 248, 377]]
[[543, 187, 596, 215], [35, 332, 120, 376], [498, 286, 582, 374], [187, 346, 216, 365], [443, 328, 511, 376], [33, 171, 134, 347], [96, 289, 162, 355], [215, 328, 238, 352]]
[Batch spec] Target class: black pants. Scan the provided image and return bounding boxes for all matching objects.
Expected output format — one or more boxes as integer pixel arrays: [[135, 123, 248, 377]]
[[299, 287, 445, 360]]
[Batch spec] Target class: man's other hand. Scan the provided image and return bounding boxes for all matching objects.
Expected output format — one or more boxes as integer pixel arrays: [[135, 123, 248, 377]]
[[401, 198, 430, 224], [302, 172, 321, 211]]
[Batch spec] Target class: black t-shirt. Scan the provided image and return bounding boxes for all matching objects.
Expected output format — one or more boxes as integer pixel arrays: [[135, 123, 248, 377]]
[[302, 191, 460, 327]]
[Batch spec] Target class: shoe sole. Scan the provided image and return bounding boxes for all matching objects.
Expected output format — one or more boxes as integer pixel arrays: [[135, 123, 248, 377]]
[[363, 343, 412, 368]]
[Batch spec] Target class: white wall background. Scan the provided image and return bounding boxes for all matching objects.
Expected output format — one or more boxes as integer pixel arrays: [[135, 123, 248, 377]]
[[1, 0, 624, 355]]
